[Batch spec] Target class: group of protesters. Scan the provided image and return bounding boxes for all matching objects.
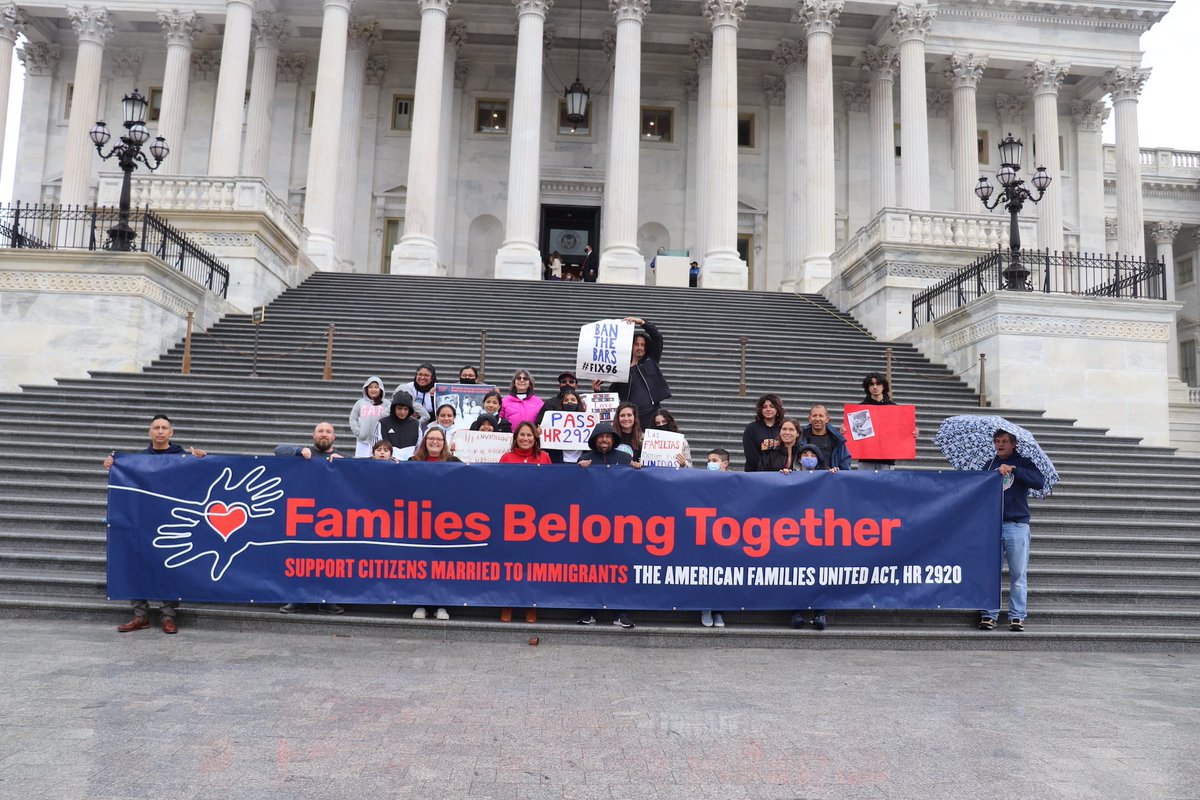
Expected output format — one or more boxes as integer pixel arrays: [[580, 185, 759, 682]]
[[104, 314, 1041, 638]]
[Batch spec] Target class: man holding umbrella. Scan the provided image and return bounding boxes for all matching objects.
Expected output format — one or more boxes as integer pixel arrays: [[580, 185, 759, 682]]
[[978, 429, 1045, 632]]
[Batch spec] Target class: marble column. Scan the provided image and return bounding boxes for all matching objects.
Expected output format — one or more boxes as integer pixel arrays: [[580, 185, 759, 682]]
[[773, 38, 806, 293], [208, 0, 255, 175], [268, 53, 306, 196], [859, 44, 897, 216], [14, 43, 59, 202], [60, 5, 113, 208], [1151, 221, 1182, 377], [763, 74, 785, 290], [242, 13, 288, 179], [303, 0, 353, 270], [995, 93, 1028, 151], [700, 0, 747, 289], [356, 55, 387, 269], [796, 0, 841, 293], [0, 5, 25, 179], [334, 19, 379, 265], [394, 0, 454, 275], [599, 0, 650, 285], [436, 23, 467, 272], [689, 35, 712, 266], [944, 53, 985, 213], [1104, 217, 1118, 256], [1071, 100, 1108, 254], [156, 10, 201, 176], [493, 0, 551, 279], [842, 81, 870, 236], [1026, 58, 1068, 253], [890, 2, 934, 212], [1103, 66, 1151, 258]]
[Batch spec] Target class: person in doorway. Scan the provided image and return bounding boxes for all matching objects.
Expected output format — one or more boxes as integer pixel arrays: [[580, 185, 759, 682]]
[[689, 260, 700, 288], [581, 244, 598, 282]]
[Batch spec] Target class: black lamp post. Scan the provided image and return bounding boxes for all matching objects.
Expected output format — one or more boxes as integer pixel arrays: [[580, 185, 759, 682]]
[[563, 0, 590, 129], [89, 89, 169, 251], [974, 132, 1051, 290]]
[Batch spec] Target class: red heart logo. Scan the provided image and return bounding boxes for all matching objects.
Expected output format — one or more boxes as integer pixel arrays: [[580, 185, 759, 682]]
[[206, 502, 249, 541]]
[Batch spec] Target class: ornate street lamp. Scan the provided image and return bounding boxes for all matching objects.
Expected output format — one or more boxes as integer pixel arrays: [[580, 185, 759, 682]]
[[90, 88, 169, 251], [975, 132, 1051, 290], [563, 0, 590, 128]]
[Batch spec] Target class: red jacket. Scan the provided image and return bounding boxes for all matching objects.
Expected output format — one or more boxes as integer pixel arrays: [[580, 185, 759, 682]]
[[500, 448, 551, 465]]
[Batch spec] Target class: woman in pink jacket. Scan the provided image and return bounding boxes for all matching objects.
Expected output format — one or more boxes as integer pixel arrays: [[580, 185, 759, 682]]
[[499, 370, 544, 429]]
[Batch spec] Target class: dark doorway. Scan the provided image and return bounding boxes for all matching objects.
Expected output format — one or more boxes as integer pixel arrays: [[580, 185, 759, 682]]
[[541, 204, 600, 280]]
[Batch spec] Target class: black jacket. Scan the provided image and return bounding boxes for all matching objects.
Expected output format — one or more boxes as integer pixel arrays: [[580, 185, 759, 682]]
[[608, 321, 672, 417], [742, 419, 782, 472], [377, 390, 421, 450]]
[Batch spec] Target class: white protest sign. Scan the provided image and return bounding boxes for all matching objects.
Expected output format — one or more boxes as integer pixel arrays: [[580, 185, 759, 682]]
[[576, 318, 634, 383], [539, 410, 597, 451], [451, 429, 513, 464], [641, 429, 688, 468], [434, 382, 497, 428], [579, 392, 620, 422], [395, 446, 416, 462]]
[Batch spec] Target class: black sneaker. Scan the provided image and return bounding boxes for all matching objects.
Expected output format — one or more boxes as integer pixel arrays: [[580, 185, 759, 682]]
[[812, 614, 827, 631], [613, 614, 635, 629], [321, 604, 345, 615], [1009, 618, 1025, 632], [279, 603, 298, 614], [978, 616, 997, 631], [576, 615, 596, 625], [790, 612, 806, 629]]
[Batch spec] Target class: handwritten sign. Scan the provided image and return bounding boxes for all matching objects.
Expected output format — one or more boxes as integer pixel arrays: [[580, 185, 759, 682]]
[[641, 429, 688, 468], [451, 430, 513, 464], [579, 392, 620, 422], [434, 383, 497, 428], [576, 319, 634, 383], [539, 410, 598, 451]]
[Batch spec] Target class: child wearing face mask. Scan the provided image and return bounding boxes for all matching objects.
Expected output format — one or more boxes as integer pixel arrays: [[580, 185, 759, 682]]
[[790, 442, 829, 632], [699, 448, 731, 628]]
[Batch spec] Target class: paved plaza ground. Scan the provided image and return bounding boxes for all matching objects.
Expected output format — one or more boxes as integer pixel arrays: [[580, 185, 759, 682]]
[[2, 619, 1196, 800]]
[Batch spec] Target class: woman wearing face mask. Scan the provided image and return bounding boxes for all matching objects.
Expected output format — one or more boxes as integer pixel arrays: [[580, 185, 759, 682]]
[[614, 401, 644, 466], [500, 370, 544, 430], [480, 390, 513, 433], [651, 407, 691, 468], [742, 394, 785, 472], [398, 363, 438, 424], [760, 419, 804, 473]]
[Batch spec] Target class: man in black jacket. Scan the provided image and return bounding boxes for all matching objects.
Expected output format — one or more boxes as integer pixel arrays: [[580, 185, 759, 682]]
[[594, 317, 672, 431]]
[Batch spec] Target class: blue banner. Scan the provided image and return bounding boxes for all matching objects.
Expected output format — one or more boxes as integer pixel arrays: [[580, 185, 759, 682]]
[[106, 456, 1002, 610]]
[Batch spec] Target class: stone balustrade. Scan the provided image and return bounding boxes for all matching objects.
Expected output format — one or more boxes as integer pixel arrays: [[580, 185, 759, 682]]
[[1103, 145, 1200, 178], [96, 174, 307, 250]]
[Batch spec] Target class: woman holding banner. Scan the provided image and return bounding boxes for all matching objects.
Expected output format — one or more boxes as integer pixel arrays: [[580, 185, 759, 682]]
[[651, 408, 692, 468], [409, 428, 461, 463]]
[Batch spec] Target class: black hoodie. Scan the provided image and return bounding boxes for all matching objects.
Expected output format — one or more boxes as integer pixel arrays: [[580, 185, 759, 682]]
[[376, 390, 421, 449]]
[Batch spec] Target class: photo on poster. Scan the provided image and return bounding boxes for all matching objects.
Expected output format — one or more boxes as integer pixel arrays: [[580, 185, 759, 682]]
[[848, 409, 875, 440]]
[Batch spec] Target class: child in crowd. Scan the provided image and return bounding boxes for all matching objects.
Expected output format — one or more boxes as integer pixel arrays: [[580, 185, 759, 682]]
[[481, 390, 513, 433], [371, 440, 394, 461], [375, 390, 421, 456], [426, 403, 460, 438], [742, 393, 785, 472], [700, 448, 730, 628], [349, 376, 388, 457], [470, 414, 499, 432]]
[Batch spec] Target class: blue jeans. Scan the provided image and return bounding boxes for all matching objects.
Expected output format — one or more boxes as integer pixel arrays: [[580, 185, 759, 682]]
[[984, 521, 1030, 621]]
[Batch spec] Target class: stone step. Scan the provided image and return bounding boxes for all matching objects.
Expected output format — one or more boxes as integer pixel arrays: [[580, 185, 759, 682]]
[[0, 531, 107, 555]]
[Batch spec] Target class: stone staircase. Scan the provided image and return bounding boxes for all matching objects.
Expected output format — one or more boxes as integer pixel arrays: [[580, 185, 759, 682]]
[[1, 273, 1197, 651]]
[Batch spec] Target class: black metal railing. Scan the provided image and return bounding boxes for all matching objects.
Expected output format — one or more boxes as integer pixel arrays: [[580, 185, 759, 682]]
[[0, 201, 230, 298], [911, 249, 1166, 328]]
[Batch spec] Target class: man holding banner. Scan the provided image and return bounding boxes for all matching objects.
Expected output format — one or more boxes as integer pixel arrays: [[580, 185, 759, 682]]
[[591, 317, 672, 431]]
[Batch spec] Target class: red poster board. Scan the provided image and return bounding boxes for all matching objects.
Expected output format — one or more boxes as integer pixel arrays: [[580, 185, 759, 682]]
[[842, 404, 917, 461]]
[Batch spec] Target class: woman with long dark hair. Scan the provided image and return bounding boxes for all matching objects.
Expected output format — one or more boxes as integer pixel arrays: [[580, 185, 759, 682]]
[[742, 393, 785, 472]]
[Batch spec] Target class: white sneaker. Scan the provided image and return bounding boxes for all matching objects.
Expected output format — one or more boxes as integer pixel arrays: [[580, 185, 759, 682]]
[[435, 607, 450, 620], [713, 613, 725, 628], [412, 607, 427, 619], [700, 610, 713, 627]]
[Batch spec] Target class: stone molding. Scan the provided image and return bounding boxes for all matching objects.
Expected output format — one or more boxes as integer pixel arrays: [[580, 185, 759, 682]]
[[688, 34, 711, 67], [797, 0, 842, 36], [1102, 66, 1150, 103], [365, 55, 388, 84], [927, 88, 949, 118], [1150, 220, 1181, 245], [109, 48, 142, 78], [1071, 99, 1107, 132], [253, 12, 290, 49], [275, 52, 306, 83], [858, 44, 896, 82], [447, 20, 467, 50], [772, 39, 805, 73], [347, 18, 381, 50], [453, 58, 470, 88], [936, 2, 1167, 33], [0, 270, 194, 318], [703, 0, 747, 30], [945, 53, 986, 90], [18, 42, 61, 76], [159, 9, 202, 46], [995, 93, 1027, 125], [763, 74, 785, 106], [420, 0, 454, 12], [513, 0, 551, 18], [841, 81, 868, 113], [191, 49, 221, 81], [0, 4, 26, 43], [941, 313, 1170, 353], [610, 0, 649, 25], [68, 5, 114, 47], [683, 69, 698, 99], [889, 2, 934, 42], [1025, 58, 1069, 96], [1105, 217, 1117, 239]]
